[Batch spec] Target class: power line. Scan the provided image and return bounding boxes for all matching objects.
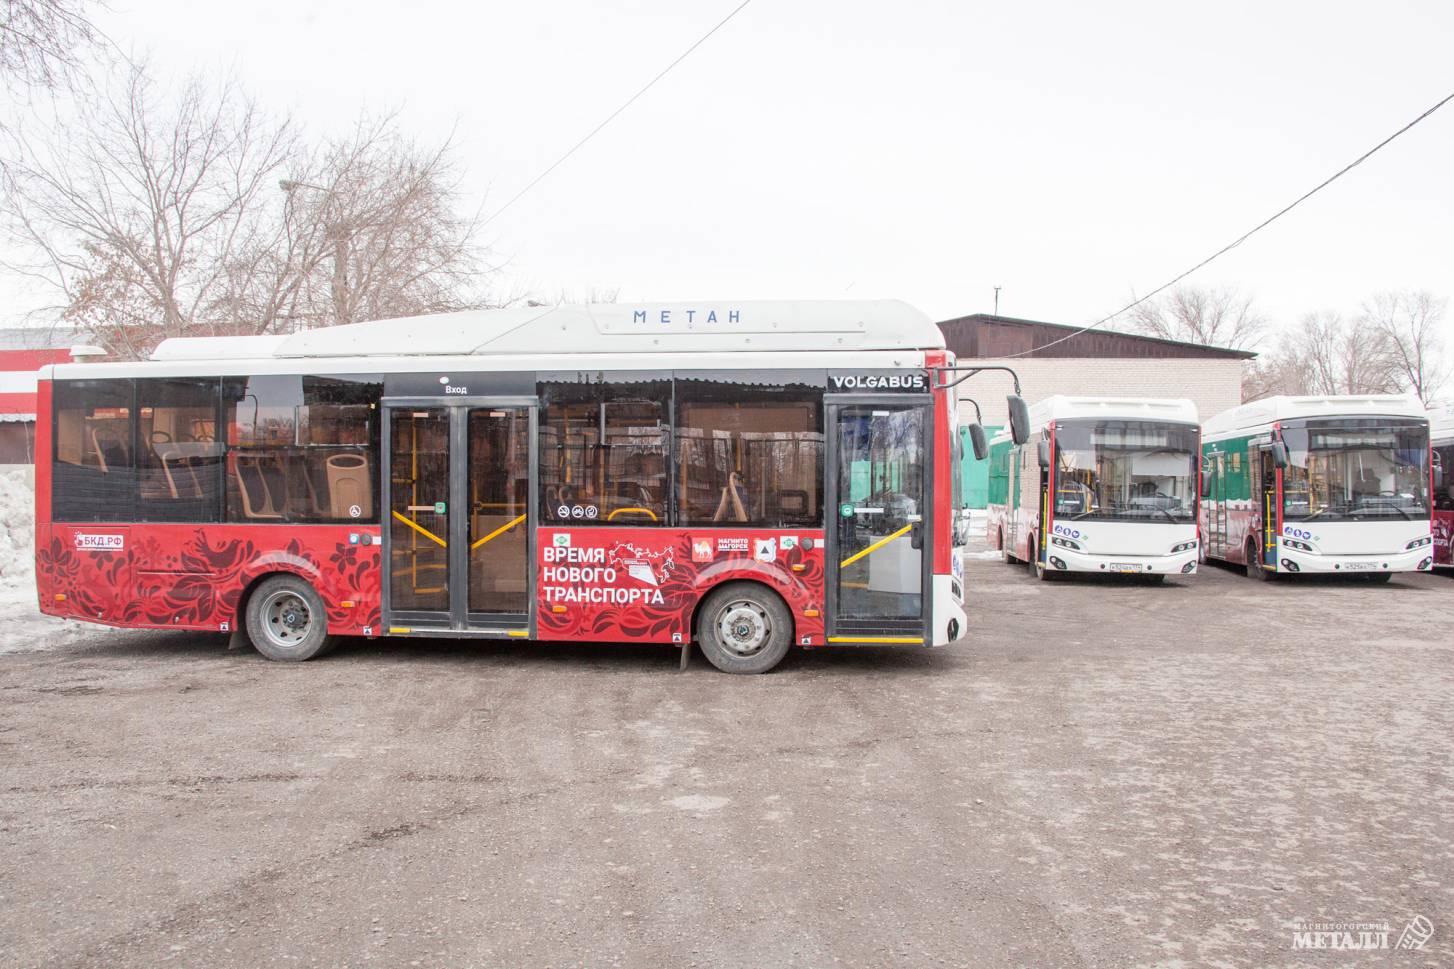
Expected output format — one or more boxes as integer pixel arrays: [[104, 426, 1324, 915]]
[[479, 0, 757, 230], [1004, 88, 1454, 358]]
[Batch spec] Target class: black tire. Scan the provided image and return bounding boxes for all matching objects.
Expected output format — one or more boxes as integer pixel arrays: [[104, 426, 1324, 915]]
[[697, 582, 793, 674], [1246, 542, 1270, 581], [1365, 572, 1394, 584], [245, 574, 335, 662], [999, 528, 1015, 565], [1145, 574, 1166, 585]]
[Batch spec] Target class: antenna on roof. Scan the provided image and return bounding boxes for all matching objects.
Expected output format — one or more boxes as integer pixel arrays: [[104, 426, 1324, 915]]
[[993, 286, 1002, 316]]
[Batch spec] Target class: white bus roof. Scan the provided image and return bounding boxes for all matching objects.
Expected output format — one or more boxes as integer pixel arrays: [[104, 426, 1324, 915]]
[[148, 300, 943, 362], [989, 396, 1198, 444], [1202, 394, 1428, 441]]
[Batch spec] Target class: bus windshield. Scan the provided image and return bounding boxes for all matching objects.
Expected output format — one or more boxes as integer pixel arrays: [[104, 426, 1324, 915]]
[[1281, 419, 1430, 522], [1052, 420, 1198, 523]]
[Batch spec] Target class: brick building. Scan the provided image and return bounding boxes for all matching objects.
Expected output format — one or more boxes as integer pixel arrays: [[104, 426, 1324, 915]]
[[937, 313, 1253, 507]]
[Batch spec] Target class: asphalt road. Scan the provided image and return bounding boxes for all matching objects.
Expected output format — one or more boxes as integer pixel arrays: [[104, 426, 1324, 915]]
[[2, 557, 1451, 969]]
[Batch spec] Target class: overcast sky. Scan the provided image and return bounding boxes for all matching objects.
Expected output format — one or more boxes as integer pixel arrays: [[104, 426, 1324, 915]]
[[9, 0, 1454, 345]]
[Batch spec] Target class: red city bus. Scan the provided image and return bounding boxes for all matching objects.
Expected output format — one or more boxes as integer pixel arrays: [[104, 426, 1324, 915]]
[[34, 301, 1020, 673], [1433, 408, 1454, 568]]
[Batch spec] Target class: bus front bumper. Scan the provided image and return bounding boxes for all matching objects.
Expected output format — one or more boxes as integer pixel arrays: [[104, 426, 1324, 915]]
[[1274, 545, 1434, 575], [1046, 546, 1199, 576]]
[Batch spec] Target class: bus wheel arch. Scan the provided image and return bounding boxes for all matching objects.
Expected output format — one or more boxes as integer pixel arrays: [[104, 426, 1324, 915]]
[[691, 580, 794, 675], [239, 572, 337, 661]]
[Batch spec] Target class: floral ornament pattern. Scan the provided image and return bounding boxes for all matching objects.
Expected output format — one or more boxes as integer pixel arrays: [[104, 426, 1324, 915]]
[[38, 523, 382, 635]]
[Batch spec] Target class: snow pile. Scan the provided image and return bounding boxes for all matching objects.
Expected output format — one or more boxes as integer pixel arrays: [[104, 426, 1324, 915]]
[[0, 466, 85, 654]]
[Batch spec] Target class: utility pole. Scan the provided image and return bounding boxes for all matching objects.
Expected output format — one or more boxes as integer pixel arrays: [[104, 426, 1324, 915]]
[[993, 286, 1002, 316]]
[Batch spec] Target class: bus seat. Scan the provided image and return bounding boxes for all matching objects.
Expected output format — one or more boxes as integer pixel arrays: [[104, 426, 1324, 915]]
[[233, 454, 284, 519], [326, 452, 372, 519], [712, 471, 749, 523]]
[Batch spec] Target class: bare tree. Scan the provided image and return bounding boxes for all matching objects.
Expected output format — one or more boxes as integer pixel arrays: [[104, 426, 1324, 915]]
[[1, 61, 295, 356], [0, 0, 98, 91], [3, 65, 496, 356], [1247, 310, 1402, 400], [209, 113, 495, 334], [1125, 285, 1268, 351], [1360, 290, 1449, 405]]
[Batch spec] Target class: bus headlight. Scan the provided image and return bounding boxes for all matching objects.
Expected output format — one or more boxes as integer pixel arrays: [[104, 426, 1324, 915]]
[[1169, 540, 1197, 554], [1405, 535, 1432, 550], [1050, 536, 1082, 551]]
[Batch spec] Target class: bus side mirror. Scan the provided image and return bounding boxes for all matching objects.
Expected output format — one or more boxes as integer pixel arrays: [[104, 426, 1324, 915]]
[[1036, 439, 1050, 469], [1433, 454, 1444, 489], [1200, 467, 1212, 497], [1007, 395, 1030, 445], [1270, 441, 1289, 469], [968, 423, 988, 461]]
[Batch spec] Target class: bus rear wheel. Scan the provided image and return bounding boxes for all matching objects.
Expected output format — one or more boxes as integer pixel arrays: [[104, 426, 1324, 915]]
[[1245, 542, 1270, 581], [245, 575, 335, 662], [697, 583, 792, 674]]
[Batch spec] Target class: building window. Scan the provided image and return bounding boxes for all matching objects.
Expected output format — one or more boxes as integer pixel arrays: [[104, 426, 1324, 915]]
[[52, 379, 135, 522], [675, 380, 823, 527], [538, 379, 668, 525], [223, 376, 380, 522], [137, 378, 223, 522]]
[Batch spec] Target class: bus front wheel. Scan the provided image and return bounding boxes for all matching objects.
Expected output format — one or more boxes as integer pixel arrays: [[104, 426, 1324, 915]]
[[697, 583, 792, 674], [245, 575, 336, 662]]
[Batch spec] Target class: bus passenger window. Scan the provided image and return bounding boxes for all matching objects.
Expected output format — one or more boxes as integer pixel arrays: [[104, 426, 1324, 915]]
[[52, 379, 136, 522], [222, 376, 380, 523], [675, 382, 823, 528], [537, 380, 668, 525], [136, 378, 223, 522]]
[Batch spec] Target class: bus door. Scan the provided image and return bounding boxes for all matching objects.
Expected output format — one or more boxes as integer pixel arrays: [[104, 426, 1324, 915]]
[[383, 400, 536, 635], [1213, 452, 1227, 555], [1256, 443, 1278, 569], [825, 399, 931, 644]]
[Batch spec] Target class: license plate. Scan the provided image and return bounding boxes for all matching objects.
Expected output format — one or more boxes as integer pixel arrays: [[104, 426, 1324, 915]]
[[1110, 563, 1141, 573], [1342, 562, 1376, 571]]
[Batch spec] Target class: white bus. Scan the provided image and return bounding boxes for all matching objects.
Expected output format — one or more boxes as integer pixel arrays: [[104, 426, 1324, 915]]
[[1200, 395, 1434, 580], [987, 396, 1201, 581], [35, 300, 1027, 673]]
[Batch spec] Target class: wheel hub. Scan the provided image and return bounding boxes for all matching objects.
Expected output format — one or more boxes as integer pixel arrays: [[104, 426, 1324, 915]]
[[717, 601, 770, 657]]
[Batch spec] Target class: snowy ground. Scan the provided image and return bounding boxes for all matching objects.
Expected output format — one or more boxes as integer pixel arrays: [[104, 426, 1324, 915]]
[[0, 466, 88, 654]]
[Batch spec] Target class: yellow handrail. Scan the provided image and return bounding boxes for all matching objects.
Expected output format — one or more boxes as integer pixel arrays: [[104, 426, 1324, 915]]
[[471, 514, 527, 550], [840, 523, 913, 568], [607, 506, 659, 522], [392, 510, 446, 548]]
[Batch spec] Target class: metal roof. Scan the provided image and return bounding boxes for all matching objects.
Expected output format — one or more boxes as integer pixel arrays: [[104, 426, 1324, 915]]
[[1203, 394, 1429, 440], [938, 313, 1256, 361], [151, 300, 944, 362]]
